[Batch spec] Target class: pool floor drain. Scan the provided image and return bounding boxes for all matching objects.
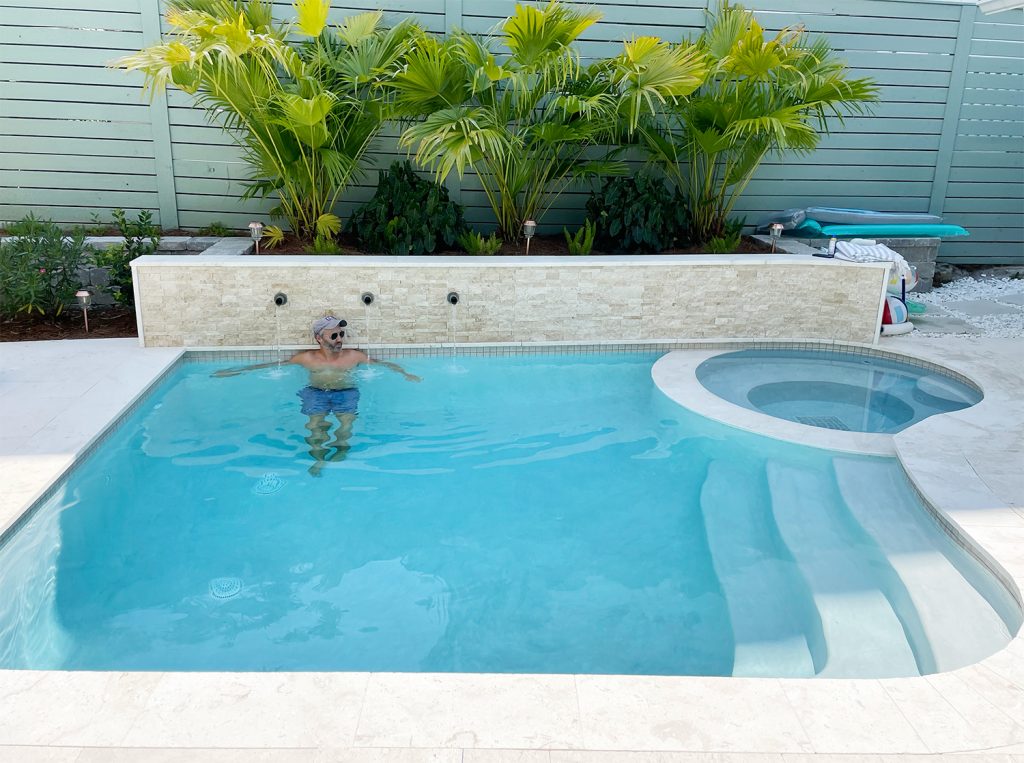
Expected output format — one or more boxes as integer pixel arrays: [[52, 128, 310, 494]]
[[209, 577, 242, 599], [253, 473, 285, 495], [795, 415, 851, 431]]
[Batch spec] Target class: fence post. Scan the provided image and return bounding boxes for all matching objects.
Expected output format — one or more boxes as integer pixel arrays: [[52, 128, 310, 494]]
[[442, 0, 464, 206], [929, 3, 976, 217], [138, 0, 180, 229]]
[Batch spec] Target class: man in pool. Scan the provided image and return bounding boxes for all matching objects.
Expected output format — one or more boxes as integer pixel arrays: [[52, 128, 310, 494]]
[[214, 315, 420, 475]]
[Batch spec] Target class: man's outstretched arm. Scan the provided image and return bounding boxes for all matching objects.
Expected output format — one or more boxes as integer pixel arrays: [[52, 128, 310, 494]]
[[212, 355, 299, 377], [367, 356, 420, 382]]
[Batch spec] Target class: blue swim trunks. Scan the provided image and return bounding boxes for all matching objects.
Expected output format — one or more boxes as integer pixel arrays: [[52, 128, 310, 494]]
[[298, 386, 360, 416]]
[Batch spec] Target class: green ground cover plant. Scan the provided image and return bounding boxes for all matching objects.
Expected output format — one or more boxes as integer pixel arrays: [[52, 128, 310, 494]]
[[198, 221, 231, 236], [564, 219, 596, 255], [458, 231, 503, 256]]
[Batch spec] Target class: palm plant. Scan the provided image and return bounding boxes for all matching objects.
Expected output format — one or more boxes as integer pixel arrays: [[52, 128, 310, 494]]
[[388, 1, 705, 239], [638, 2, 878, 245], [115, 0, 418, 240]]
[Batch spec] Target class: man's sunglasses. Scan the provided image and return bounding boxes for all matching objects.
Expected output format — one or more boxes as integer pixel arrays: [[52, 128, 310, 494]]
[[319, 319, 347, 341]]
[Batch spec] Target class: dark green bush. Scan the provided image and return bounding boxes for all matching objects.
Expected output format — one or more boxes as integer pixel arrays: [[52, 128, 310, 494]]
[[90, 209, 160, 309], [0, 213, 90, 318], [586, 172, 687, 253], [349, 162, 466, 255]]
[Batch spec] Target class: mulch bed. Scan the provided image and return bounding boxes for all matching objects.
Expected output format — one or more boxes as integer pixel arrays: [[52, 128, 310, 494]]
[[258, 233, 773, 256], [1, 308, 138, 343]]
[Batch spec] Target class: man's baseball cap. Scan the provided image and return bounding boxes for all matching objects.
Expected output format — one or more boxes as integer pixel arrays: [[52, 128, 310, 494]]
[[312, 315, 347, 337]]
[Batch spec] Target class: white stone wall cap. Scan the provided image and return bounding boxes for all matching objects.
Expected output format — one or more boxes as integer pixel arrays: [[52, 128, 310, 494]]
[[131, 252, 891, 269]]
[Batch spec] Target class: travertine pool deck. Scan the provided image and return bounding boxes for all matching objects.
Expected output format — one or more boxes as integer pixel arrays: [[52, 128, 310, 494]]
[[0, 335, 1022, 762]]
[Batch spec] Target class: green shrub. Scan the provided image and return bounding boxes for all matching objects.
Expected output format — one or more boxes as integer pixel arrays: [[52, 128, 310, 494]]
[[304, 234, 342, 255], [457, 231, 503, 256], [563, 219, 596, 255], [75, 212, 111, 237], [87, 209, 159, 309], [706, 218, 745, 254], [349, 162, 466, 255], [112, 208, 160, 259], [198, 221, 230, 236], [0, 213, 90, 318], [91, 243, 134, 308], [587, 172, 687, 253]]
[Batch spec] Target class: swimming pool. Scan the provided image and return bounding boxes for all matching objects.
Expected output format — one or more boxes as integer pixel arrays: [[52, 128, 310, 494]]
[[0, 353, 1016, 676], [696, 349, 982, 434]]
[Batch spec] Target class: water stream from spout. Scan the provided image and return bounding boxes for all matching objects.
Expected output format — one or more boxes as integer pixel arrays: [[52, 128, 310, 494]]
[[263, 306, 287, 379], [359, 299, 382, 380], [447, 302, 467, 374], [362, 301, 374, 354], [274, 306, 281, 369]]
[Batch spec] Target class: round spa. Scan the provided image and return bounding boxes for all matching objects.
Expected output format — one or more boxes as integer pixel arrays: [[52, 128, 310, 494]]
[[695, 349, 982, 434]]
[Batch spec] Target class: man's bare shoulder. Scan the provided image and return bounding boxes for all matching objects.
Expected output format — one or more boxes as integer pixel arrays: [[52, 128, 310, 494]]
[[290, 350, 320, 367]]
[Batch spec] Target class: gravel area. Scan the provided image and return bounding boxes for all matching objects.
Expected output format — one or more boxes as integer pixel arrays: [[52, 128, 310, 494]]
[[912, 276, 1024, 339]]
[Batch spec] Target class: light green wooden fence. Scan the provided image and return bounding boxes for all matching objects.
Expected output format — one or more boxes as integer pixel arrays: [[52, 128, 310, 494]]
[[1, 0, 1021, 263]]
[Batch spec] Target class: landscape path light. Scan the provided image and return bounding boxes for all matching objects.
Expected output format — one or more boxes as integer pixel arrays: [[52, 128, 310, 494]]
[[75, 289, 92, 333], [522, 219, 537, 256], [769, 223, 784, 253], [248, 221, 264, 254]]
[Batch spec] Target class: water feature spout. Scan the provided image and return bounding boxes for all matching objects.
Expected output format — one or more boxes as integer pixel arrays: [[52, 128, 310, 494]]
[[361, 292, 375, 306], [273, 292, 287, 307], [446, 291, 459, 306]]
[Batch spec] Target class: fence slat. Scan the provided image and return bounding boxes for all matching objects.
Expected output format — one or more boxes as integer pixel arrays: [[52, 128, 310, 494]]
[[929, 3, 975, 216], [140, 0, 178, 228]]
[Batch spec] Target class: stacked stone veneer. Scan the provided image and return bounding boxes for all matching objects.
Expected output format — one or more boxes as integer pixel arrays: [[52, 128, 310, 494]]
[[134, 255, 888, 347]]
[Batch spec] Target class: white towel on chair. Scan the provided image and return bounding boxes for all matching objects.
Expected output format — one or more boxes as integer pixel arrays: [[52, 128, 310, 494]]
[[834, 241, 916, 291], [835, 240, 904, 264]]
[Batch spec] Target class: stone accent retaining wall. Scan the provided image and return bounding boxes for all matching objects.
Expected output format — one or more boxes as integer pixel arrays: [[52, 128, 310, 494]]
[[78, 236, 253, 305], [134, 254, 889, 347]]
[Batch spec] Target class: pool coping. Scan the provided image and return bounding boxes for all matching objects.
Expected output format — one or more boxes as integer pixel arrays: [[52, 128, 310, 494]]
[[0, 336, 1023, 757]]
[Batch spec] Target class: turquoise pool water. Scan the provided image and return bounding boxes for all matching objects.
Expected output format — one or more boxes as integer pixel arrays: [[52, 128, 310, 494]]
[[0, 353, 1017, 676], [696, 349, 982, 434]]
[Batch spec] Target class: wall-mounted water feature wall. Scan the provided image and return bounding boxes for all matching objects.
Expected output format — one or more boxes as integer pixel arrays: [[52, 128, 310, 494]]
[[131, 254, 890, 348]]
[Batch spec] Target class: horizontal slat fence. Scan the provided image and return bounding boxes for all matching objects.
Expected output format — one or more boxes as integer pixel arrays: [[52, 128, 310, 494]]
[[1, 0, 1021, 264]]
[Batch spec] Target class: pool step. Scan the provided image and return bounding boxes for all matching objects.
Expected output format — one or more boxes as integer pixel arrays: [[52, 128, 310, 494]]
[[699, 460, 818, 677], [833, 457, 1012, 672], [766, 460, 921, 678]]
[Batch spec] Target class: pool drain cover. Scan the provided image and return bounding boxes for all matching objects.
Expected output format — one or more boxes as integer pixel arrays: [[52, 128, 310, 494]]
[[253, 473, 284, 495], [795, 416, 851, 431], [209, 577, 242, 599]]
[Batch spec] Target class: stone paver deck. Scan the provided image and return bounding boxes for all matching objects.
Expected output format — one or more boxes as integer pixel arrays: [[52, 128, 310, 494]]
[[0, 333, 1021, 762]]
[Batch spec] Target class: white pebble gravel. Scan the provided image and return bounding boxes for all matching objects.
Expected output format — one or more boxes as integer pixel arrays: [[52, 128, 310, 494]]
[[913, 277, 1024, 339]]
